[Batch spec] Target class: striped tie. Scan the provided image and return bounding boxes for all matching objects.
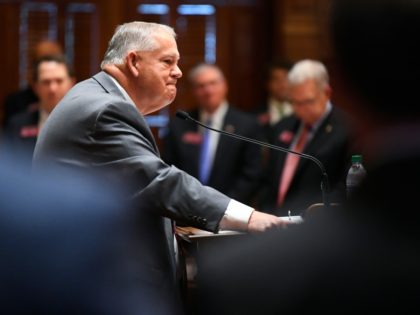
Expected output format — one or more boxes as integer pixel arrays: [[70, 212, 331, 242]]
[[277, 124, 311, 206]]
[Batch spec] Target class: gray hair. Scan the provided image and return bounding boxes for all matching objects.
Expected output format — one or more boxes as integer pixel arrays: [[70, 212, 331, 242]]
[[100, 21, 176, 69], [288, 59, 330, 89], [188, 63, 225, 84]]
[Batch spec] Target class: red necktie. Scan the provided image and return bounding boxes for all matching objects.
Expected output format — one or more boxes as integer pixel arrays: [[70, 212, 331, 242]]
[[277, 125, 311, 206]]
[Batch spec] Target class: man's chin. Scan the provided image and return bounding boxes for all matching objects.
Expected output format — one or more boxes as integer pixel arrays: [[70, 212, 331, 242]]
[[162, 98, 175, 108], [165, 93, 177, 105], [142, 98, 175, 115]]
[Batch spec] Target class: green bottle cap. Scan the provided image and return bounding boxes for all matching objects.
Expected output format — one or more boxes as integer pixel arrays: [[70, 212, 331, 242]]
[[351, 155, 362, 163]]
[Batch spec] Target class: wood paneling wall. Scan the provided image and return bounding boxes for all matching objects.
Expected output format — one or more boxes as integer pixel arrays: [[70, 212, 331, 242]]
[[0, 0, 273, 124], [0, 0, 336, 124], [272, 0, 332, 63]]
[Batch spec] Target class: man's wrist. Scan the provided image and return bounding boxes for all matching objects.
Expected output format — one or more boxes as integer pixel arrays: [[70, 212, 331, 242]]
[[219, 199, 254, 231]]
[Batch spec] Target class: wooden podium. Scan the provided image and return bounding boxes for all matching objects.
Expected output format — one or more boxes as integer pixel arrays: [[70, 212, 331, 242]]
[[175, 216, 303, 313], [175, 226, 246, 314]]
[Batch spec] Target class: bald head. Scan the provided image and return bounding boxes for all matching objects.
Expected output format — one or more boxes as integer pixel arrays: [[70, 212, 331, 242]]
[[33, 40, 63, 61], [189, 64, 228, 114], [189, 64, 225, 84]]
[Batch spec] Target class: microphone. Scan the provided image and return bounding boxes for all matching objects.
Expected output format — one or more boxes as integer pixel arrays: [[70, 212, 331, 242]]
[[176, 110, 331, 210]]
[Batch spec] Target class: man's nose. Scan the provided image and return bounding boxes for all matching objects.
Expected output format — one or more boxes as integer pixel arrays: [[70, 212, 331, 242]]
[[172, 65, 182, 79], [48, 81, 59, 93]]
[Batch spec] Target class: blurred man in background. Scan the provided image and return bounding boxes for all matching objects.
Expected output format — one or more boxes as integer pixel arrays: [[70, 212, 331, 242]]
[[258, 59, 351, 216], [2, 40, 63, 129], [4, 55, 75, 168], [253, 60, 293, 137], [163, 63, 264, 204]]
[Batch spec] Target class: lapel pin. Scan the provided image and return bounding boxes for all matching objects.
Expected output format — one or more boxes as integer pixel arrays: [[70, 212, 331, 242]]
[[225, 124, 235, 133], [325, 124, 333, 133]]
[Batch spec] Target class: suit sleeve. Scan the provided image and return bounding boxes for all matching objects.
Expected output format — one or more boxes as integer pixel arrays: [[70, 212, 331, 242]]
[[91, 103, 228, 233]]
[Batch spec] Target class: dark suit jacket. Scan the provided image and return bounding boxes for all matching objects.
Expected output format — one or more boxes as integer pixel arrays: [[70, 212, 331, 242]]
[[259, 107, 351, 216], [250, 101, 294, 140], [32, 71, 230, 314], [198, 147, 420, 314], [2, 87, 38, 128], [3, 108, 39, 169], [0, 159, 173, 315], [163, 107, 264, 204]]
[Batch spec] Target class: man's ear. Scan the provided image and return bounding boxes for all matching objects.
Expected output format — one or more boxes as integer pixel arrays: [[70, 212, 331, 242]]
[[324, 85, 332, 98], [126, 51, 140, 77]]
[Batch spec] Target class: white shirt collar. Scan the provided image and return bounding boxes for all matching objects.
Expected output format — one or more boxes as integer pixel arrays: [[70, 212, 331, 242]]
[[311, 101, 333, 131], [105, 72, 136, 107], [38, 108, 49, 131], [268, 97, 293, 125], [293, 101, 333, 147], [200, 101, 229, 128]]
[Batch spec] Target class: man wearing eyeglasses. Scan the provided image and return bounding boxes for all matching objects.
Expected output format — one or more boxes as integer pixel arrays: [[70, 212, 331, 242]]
[[258, 59, 352, 216]]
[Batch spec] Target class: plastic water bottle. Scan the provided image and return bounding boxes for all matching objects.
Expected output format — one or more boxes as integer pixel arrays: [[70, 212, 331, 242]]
[[346, 154, 366, 199]]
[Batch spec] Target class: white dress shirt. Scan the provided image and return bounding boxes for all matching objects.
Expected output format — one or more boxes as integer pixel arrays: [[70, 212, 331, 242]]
[[289, 101, 333, 151], [268, 97, 293, 126], [198, 101, 228, 179], [38, 109, 50, 132]]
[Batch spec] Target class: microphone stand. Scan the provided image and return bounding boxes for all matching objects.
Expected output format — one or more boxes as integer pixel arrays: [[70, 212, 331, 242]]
[[176, 111, 331, 210]]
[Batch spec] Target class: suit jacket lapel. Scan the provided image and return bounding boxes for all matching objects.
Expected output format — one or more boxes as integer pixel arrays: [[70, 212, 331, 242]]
[[92, 71, 160, 154], [93, 71, 126, 100]]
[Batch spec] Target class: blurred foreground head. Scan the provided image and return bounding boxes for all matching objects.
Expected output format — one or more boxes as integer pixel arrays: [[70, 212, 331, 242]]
[[331, 0, 420, 121], [32, 40, 63, 61], [0, 159, 155, 314]]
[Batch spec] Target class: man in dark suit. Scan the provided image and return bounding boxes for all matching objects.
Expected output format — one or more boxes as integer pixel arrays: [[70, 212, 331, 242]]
[[32, 22, 284, 314], [259, 60, 351, 216], [1, 40, 63, 129], [163, 64, 264, 204], [197, 1, 420, 313], [4, 55, 75, 168]]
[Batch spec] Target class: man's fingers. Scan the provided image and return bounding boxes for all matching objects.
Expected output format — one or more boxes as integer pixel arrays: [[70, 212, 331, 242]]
[[247, 211, 289, 233]]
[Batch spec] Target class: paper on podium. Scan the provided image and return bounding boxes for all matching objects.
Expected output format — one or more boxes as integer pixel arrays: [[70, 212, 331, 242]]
[[176, 215, 303, 239], [176, 226, 243, 239], [281, 215, 304, 224]]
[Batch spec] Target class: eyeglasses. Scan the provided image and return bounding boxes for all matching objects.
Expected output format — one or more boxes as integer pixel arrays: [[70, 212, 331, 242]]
[[289, 98, 318, 107]]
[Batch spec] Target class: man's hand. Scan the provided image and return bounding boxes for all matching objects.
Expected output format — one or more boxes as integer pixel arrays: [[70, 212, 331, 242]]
[[247, 210, 288, 233]]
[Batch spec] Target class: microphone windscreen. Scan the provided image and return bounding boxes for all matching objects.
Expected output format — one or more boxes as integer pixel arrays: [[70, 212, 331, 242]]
[[176, 110, 190, 120]]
